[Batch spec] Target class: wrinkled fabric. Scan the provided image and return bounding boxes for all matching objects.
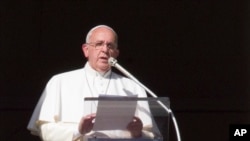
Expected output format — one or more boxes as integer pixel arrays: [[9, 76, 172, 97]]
[[27, 62, 153, 141]]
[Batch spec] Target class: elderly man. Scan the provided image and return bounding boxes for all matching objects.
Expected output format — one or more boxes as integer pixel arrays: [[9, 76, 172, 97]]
[[27, 25, 154, 141]]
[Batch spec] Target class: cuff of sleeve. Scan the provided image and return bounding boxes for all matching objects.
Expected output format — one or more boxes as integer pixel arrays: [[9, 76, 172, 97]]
[[72, 129, 83, 141]]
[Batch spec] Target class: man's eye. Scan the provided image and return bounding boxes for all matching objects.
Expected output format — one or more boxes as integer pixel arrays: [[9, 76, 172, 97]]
[[108, 44, 115, 49], [96, 42, 103, 46]]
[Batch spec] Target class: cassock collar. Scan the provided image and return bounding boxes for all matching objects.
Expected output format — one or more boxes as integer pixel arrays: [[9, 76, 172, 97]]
[[84, 62, 112, 78]]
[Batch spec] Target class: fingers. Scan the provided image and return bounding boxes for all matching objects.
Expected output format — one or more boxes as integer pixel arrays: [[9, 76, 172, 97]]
[[86, 113, 96, 119], [127, 117, 143, 138], [78, 114, 96, 134], [131, 117, 143, 127]]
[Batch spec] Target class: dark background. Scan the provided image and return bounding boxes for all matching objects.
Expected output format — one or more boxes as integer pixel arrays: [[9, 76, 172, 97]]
[[1, 0, 249, 141]]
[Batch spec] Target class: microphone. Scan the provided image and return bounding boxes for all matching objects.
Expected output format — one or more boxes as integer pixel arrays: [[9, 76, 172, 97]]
[[108, 57, 181, 141]]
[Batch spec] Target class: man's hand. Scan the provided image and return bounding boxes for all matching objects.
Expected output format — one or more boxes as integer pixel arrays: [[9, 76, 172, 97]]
[[127, 116, 143, 138], [78, 113, 96, 135]]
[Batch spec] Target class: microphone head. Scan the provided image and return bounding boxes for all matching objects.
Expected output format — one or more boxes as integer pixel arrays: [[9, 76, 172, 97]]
[[108, 57, 117, 67]]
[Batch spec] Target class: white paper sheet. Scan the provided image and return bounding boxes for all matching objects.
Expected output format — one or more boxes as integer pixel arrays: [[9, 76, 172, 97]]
[[93, 95, 137, 131]]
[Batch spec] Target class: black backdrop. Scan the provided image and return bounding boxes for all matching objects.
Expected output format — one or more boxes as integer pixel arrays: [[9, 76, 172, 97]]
[[1, 0, 250, 141]]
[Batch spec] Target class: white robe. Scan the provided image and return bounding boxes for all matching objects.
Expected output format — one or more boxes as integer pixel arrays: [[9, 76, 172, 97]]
[[27, 63, 155, 140]]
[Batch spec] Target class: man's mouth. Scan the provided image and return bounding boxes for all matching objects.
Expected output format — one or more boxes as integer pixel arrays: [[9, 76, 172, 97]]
[[99, 56, 109, 61]]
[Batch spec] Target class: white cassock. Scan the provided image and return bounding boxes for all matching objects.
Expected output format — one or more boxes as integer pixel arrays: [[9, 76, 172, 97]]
[[27, 62, 156, 141]]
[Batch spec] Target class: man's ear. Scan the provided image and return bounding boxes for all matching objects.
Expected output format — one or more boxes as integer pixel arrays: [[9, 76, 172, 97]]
[[82, 44, 89, 58]]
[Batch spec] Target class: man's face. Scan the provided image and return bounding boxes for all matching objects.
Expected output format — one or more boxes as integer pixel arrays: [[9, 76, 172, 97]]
[[82, 27, 119, 72]]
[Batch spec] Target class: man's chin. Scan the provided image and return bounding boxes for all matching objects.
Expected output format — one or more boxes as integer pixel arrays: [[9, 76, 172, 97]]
[[98, 64, 111, 72]]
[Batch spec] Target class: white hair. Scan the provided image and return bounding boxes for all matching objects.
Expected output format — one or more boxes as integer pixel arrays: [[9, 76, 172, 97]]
[[85, 25, 118, 44]]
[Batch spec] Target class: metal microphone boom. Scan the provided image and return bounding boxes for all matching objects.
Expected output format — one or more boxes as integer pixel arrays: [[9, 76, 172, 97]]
[[108, 57, 181, 141]]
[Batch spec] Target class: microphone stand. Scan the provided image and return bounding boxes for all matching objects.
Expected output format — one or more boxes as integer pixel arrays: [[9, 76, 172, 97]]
[[109, 57, 181, 141]]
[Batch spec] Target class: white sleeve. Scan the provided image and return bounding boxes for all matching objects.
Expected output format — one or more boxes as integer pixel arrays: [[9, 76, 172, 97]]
[[27, 76, 60, 135], [135, 84, 153, 127], [39, 122, 82, 141]]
